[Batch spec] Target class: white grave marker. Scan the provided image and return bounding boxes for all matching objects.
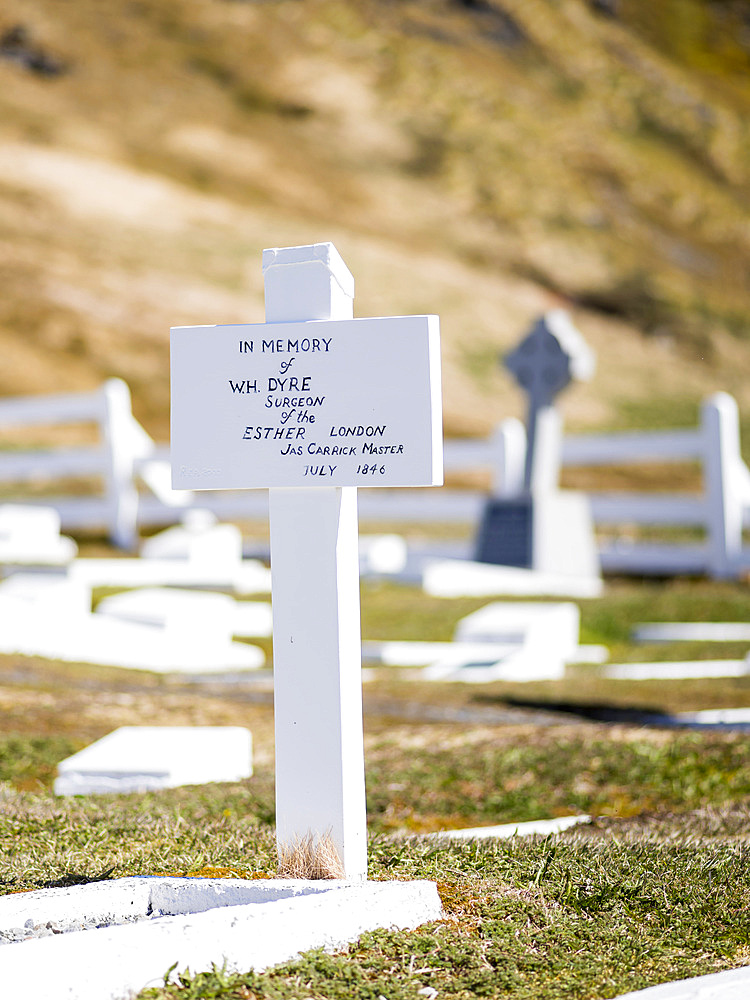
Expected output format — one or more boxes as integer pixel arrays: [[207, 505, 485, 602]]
[[171, 243, 443, 880], [54, 726, 253, 796]]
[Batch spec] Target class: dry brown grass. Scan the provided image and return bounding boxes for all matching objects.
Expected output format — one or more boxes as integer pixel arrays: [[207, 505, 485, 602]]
[[1, 0, 750, 443], [276, 831, 346, 880]]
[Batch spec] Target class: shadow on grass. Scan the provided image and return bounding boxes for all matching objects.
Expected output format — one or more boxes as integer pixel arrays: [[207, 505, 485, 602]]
[[477, 694, 750, 729], [0, 866, 117, 891]]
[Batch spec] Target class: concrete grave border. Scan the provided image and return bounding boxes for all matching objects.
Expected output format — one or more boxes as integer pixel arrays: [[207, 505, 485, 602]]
[[0, 877, 443, 1000]]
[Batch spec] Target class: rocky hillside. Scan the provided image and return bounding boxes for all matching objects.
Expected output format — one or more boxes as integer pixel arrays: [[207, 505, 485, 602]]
[[1, 0, 750, 441]]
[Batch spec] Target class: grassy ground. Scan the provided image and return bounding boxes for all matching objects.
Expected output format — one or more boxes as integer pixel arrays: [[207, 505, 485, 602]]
[[0, 574, 749, 997]]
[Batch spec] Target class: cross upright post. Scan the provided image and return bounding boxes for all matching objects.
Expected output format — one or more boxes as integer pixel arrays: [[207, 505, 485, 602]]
[[264, 245, 367, 881]]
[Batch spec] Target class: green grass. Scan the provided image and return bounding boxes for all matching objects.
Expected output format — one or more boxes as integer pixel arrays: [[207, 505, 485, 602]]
[[1, 574, 750, 996], [137, 835, 750, 1000], [1, 761, 749, 999]]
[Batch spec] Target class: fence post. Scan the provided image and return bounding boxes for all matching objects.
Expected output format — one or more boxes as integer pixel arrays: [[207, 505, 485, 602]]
[[702, 392, 743, 579], [101, 378, 142, 550], [490, 418, 526, 497]]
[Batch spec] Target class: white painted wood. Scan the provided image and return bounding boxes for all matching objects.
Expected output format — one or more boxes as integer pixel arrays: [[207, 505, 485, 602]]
[[101, 378, 150, 550], [490, 418, 526, 497], [0, 379, 188, 549], [587, 493, 706, 524], [676, 707, 750, 725], [263, 243, 366, 881], [442, 437, 495, 470], [0, 386, 108, 426], [270, 486, 367, 876], [562, 428, 703, 465], [598, 542, 708, 576], [0, 447, 107, 480], [4, 376, 749, 583], [363, 639, 606, 674], [263, 242, 355, 320], [170, 315, 442, 490], [702, 392, 743, 579], [440, 391, 750, 579]]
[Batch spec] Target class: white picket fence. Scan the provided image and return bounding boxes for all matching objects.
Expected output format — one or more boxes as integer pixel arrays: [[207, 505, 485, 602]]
[[1, 382, 749, 577], [443, 392, 750, 579], [0, 380, 189, 550]]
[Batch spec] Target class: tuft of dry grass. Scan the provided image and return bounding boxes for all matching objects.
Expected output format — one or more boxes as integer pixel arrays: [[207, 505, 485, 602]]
[[276, 831, 346, 880]]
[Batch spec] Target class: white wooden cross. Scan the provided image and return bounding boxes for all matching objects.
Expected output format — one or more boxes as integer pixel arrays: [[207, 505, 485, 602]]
[[170, 243, 443, 880]]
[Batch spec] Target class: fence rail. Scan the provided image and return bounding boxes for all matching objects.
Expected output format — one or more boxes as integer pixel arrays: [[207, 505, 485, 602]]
[[1, 383, 749, 577]]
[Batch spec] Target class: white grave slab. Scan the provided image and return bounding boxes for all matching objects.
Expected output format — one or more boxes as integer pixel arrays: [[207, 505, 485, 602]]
[[0, 504, 77, 565], [429, 814, 590, 841], [455, 601, 580, 659], [601, 660, 750, 680], [0, 877, 443, 1000], [0, 592, 264, 672], [421, 639, 566, 682], [68, 556, 271, 593], [0, 572, 91, 615], [674, 707, 750, 725], [362, 640, 520, 667], [364, 596, 605, 684], [95, 587, 273, 638], [633, 622, 750, 643], [614, 965, 750, 1000], [65, 512, 271, 593], [358, 534, 408, 575], [362, 633, 569, 682], [140, 511, 242, 565], [423, 558, 603, 598], [362, 639, 565, 681], [54, 726, 253, 795]]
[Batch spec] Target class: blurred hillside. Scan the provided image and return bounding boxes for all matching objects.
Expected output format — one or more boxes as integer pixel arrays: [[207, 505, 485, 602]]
[[1, 0, 750, 440]]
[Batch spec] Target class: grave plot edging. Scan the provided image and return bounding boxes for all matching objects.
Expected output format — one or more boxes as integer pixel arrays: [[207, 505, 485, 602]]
[[0, 878, 443, 1000]]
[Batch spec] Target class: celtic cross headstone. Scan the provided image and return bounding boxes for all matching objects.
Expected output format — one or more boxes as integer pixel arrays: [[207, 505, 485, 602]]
[[474, 310, 599, 584], [504, 310, 594, 493]]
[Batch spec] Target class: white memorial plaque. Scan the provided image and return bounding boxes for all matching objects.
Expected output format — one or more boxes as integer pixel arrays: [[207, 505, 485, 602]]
[[171, 316, 442, 490]]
